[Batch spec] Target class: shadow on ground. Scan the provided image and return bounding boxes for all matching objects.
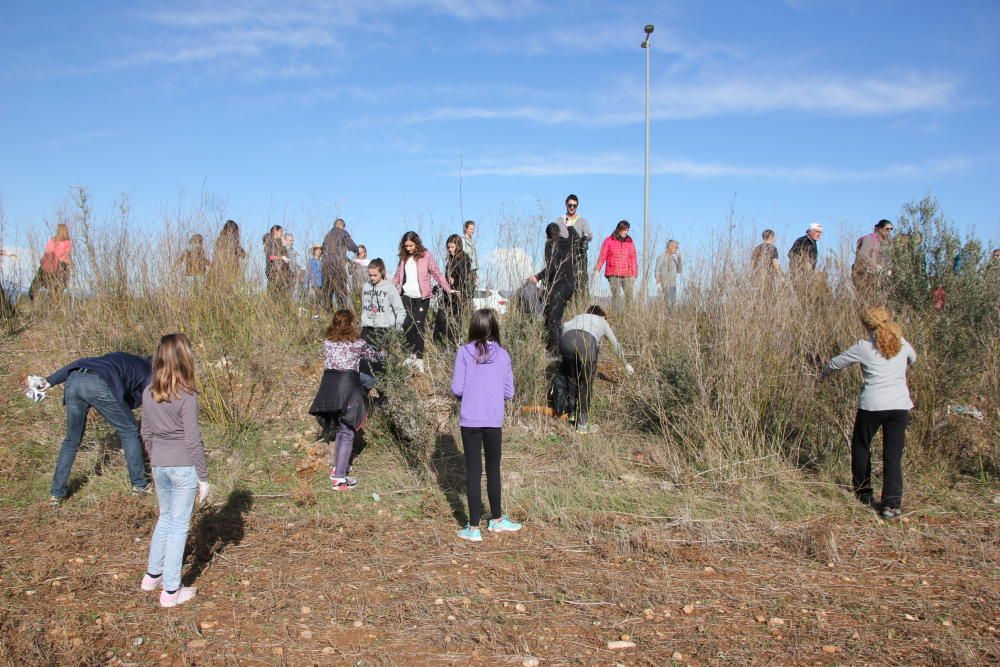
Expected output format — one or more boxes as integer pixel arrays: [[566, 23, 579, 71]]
[[184, 487, 254, 585], [431, 432, 467, 526]]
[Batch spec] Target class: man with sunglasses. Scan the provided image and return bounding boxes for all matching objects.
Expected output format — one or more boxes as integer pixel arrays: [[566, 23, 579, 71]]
[[554, 194, 593, 301], [852, 219, 894, 301]]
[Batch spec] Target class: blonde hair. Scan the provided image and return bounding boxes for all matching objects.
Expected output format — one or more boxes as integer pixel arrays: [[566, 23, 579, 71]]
[[54, 223, 70, 242], [151, 333, 197, 402], [861, 306, 902, 359]]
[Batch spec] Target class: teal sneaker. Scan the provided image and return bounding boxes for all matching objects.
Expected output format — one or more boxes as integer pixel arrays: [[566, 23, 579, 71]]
[[456, 524, 482, 542], [488, 516, 523, 533], [575, 423, 598, 434]]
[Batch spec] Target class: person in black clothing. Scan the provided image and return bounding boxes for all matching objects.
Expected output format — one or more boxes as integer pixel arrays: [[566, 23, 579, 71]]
[[528, 222, 575, 355], [263, 224, 289, 297], [321, 218, 359, 311], [435, 234, 473, 345], [26, 352, 153, 505], [788, 223, 823, 273]]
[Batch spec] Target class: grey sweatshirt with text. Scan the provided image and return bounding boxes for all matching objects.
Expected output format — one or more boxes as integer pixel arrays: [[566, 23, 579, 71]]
[[361, 279, 406, 329]]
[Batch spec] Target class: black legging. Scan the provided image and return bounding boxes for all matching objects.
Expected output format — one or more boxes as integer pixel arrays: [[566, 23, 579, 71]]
[[543, 281, 574, 354], [851, 409, 908, 509], [559, 329, 598, 426], [401, 295, 430, 358], [461, 426, 502, 525]]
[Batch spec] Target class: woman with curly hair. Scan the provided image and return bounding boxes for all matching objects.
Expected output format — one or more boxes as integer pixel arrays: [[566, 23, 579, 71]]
[[391, 231, 450, 371], [822, 307, 916, 519]]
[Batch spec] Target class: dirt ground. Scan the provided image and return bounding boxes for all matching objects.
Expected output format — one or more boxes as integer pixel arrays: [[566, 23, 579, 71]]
[[2, 491, 998, 666]]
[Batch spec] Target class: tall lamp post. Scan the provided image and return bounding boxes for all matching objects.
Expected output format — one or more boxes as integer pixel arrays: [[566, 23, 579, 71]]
[[641, 24, 654, 299]]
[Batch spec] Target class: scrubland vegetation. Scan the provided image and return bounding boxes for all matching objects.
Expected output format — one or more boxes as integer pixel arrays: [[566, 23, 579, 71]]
[[0, 190, 996, 664]]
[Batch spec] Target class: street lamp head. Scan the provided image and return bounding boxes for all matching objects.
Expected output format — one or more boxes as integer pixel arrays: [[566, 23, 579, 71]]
[[641, 24, 654, 47]]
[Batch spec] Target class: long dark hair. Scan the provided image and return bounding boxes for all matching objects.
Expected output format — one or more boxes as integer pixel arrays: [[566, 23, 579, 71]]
[[220, 219, 240, 240], [467, 308, 500, 362], [325, 309, 359, 343], [545, 222, 560, 240], [398, 231, 426, 260], [611, 220, 631, 240], [446, 233, 465, 259]]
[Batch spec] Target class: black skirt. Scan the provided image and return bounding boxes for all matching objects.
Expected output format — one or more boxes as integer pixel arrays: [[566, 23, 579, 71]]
[[308, 369, 368, 430]]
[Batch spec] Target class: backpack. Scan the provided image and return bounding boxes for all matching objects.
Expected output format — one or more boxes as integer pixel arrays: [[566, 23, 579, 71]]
[[549, 371, 576, 417], [40, 251, 60, 274]]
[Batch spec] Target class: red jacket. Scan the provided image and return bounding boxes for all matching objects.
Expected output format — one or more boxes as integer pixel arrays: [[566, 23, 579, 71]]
[[595, 235, 638, 278]]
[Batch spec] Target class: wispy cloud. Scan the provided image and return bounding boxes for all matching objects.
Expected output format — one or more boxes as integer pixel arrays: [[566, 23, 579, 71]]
[[484, 19, 743, 61], [401, 72, 959, 126], [96, 0, 538, 75], [458, 152, 972, 182]]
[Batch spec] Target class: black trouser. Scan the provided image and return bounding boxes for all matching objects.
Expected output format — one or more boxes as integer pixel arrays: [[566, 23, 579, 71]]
[[543, 281, 574, 354], [560, 330, 598, 426], [461, 426, 502, 525], [401, 295, 430, 358], [850, 409, 908, 509], [360, 326, 392, 378], [433, 293, 465, 345]]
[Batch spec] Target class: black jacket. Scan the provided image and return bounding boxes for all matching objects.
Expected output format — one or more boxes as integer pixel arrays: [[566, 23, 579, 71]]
[[788, 234, 818, 270], [535, 236, 575, 291]]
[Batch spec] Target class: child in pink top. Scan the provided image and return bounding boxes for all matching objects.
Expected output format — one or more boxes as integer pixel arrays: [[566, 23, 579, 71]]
[[29, 223, 72, 300]]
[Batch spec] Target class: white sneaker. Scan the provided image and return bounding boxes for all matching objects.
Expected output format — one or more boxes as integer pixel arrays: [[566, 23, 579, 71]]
[[160, 586, 197, 608]]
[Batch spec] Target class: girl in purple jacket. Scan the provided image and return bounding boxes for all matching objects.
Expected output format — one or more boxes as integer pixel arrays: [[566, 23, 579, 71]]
[[451, 309, 521, 542]]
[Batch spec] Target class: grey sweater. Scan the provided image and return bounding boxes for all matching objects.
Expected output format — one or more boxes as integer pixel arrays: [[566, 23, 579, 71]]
[[823, 337, 916, 411], [555, 215, 592, 241], [562, 313, 625, 364], [361, 279, 406, 329], [655, 252, 682, 286], [140, 387, 208, 481]]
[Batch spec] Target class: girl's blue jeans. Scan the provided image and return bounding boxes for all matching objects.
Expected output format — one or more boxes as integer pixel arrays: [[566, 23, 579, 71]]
[[147, 466, 198, 591]]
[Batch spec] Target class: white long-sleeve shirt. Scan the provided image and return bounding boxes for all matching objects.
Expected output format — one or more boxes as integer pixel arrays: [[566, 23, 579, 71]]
[[823, 337, 916, 411], [562, 313, 625, 364]]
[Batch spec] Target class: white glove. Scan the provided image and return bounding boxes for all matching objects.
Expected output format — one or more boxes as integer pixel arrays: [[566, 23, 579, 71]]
[[25, 388, 47, 402], [197, 481, 211, 504], [625, 364, 635, 376], [27, 376, 50, 392]]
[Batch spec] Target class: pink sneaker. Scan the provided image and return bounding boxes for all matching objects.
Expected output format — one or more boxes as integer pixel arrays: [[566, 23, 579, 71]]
[[140, 573, 162, 591], [160, 586, 197, 608]]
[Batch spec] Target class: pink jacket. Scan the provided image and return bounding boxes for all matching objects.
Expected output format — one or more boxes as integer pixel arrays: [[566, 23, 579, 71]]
[[392, 252, 451, 299], [45, 238, 72, 263], [595, 235, 638, 278]]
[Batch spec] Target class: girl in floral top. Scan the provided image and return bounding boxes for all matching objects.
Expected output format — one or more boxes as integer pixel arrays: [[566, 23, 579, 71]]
[[308, 309, 381, 490]]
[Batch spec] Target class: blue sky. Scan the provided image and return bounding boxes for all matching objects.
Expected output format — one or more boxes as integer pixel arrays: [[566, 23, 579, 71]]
[[1, 0, 998, 285]]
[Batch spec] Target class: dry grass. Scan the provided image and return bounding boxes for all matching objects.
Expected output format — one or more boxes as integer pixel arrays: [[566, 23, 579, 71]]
[[1, 190, 998, 664]]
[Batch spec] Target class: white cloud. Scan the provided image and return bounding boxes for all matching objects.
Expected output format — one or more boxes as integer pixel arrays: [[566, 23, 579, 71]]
[[481, 246, 535, 290], [402, 72, 959, 126], [485, 20, 743, 61], [458, 151, 972, 182], [98, 0, 537, 74]]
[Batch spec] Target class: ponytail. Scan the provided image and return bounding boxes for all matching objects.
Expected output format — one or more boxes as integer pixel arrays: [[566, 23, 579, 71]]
[[861, 307, 902, 359]]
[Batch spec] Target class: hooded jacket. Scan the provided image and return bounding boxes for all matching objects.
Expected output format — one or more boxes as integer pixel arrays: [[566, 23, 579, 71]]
[[451, 341, 515, 428], [361, 279, 406, 329]]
